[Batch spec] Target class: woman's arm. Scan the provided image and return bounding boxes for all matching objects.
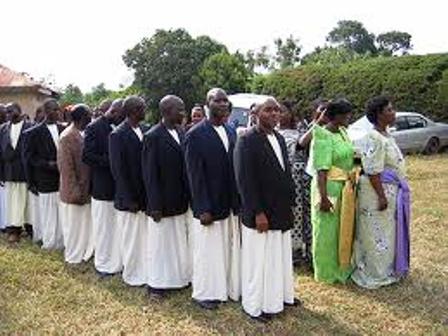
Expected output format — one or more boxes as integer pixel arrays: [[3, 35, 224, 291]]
[[368, 174, 388, 211]]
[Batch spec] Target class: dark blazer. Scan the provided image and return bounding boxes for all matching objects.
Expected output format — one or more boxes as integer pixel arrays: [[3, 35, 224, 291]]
[[185, 119, 239, 221], [0, 120, 33, 182], [82, 116, 115, 201], [234, 127, 295, 231], [109, 120, 147, 212], [23, 122, 65, 193], [142, 122, 190, 217]]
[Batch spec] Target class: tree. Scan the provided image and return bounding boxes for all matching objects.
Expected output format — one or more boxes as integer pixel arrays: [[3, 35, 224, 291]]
[[199, 52, 251, 95], [60, 84, 84, 106], [123, 28, 227, 115], [84, 83, 111, 107], [377, 31, 412, 56], [274, 35, 302, 69], [301, 46, 362, 65], [327, 20, 377, 55]]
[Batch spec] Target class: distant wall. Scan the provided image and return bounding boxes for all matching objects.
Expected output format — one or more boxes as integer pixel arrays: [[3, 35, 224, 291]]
[[0, 91, 48, 119]]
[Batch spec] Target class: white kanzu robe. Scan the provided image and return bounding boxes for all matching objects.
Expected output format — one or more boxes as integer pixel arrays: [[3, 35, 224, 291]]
[[39, 192, 64, 250], [26, 191, 41, 242], [60, 202, 92, 264], [146, 212, 191, 289], [192, 214, 241, 302], [241, 226, 295, 317], [0, 184, 6, 230], [119, 210, 148, 286], [92, 198, 122, 274], [5, 182, 28, 228]]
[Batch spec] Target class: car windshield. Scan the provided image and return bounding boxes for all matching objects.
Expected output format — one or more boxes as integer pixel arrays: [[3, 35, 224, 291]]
[[228, 107, 249, 128]]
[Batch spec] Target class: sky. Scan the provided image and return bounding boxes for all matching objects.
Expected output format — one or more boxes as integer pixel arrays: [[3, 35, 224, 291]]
[[1, 0, 446, 92]]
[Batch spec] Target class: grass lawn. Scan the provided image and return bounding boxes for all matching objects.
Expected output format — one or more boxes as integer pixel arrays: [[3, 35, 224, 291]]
[[1, 154, 447, 335]]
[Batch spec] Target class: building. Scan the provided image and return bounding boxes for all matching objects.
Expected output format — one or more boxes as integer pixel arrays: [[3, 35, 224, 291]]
[[0, 64, 58, 119]]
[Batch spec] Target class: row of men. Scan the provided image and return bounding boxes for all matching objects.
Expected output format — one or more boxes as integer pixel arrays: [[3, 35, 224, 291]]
[[0, 89, 298, 322]]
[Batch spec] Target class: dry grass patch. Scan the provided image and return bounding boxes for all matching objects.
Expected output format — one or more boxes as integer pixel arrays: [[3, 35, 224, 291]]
[[1, 154, 447, 335]]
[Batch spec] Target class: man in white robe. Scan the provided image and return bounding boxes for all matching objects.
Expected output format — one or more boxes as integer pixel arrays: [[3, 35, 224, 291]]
[[109, 96, 148, 286], [234, 98, 301, 322], [23, 99, 65, 250], [57, 105, 92, 264], [0, 103, 33, 243], [83, 99, 125, 276], [142, 95, 191, 297], [185, 88, 241, 310]]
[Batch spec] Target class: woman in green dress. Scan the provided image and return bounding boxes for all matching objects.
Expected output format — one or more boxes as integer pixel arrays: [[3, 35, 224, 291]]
[[310, 99, 355, 283]]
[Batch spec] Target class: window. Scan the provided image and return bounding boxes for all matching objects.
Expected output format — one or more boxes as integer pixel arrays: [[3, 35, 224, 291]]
[[406, 116, 427, 129], [393, 117, 408, 131]]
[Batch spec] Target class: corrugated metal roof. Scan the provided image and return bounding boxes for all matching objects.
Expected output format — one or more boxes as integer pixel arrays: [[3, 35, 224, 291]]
[[0, 64, 57, 96], [0, 64, 39, 87]]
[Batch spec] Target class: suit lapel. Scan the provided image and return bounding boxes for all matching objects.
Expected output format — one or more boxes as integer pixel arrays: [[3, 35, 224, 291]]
[[41, 123, 57, 154], [161, 123, 182, 154], [4, 122, 13, 151], [258, 129, 286, 174], [204, 119, 229, 155]]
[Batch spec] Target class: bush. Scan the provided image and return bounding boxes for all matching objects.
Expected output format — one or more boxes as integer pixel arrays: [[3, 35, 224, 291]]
[[254, 53, 448, 121]]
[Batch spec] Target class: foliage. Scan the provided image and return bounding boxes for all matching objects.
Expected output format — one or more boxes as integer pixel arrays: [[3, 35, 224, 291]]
[[327, 20, 377, 55], [254, 53, 448, 121], [245, 35, 302, 71], [199, 52, 251, 96], [377, 31, 413, 56], [301, 46, 364, 66], [123, 28, 227, 118], [59, 84, 84, 106]]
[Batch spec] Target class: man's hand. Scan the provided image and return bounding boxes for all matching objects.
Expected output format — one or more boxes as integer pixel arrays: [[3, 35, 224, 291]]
[[199, 212, 213, 226], [151, 211, 163, 223], [255, 212, 269, 233], [128, 203, 139, 213]]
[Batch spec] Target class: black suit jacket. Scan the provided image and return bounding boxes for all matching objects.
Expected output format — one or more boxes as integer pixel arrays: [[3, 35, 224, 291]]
[[234, 127, 295, 231], [141, 122, 190, 217], [23, 122, 65, 193], [109, 120, 147, 212], [0, 120, 33, 182], [82, 116, 115, 201], [185, 119, 239, 221]]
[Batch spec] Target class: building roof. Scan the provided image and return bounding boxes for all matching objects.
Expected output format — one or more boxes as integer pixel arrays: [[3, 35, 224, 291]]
[[0, 64, 58, 96]]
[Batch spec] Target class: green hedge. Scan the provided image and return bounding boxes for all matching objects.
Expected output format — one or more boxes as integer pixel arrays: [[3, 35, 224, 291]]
[[253, 53, 448, 121]]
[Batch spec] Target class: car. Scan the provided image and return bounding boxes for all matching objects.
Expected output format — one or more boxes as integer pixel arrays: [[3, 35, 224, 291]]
[[348, 112, 448, 155], [227, 93, 274, 130]]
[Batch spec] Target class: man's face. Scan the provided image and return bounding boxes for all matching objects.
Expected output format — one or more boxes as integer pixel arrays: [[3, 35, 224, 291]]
[[80, 111, 92, 130], [111, 106, 125, 125], [166, 100, 186, 125], [208, 90, 229, 120], [45, 101, 61, 122], [258, 99, 281, 130], [7, 105, 22, 120], [135, 104, 146, 122]]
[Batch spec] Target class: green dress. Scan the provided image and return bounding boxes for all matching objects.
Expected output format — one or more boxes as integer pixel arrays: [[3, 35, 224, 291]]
[[310, 126, 354, 283]]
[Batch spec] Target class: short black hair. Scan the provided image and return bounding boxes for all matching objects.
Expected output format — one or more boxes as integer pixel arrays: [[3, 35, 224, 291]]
[[312, 98, 329, 111], [325, 98, 353, 120], [71, 104, 90, 122], [366, 96, 391, 125]]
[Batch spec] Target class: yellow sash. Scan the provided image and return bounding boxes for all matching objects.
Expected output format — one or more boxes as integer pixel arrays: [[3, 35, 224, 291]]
[[327, 166, 360, 269]]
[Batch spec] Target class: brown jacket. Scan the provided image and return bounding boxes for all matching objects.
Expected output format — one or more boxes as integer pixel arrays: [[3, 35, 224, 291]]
[[57, 124, 90, 204]]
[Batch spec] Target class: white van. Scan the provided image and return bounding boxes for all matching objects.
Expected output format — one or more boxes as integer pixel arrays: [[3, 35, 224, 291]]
[[227, 93, 274, 130]]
